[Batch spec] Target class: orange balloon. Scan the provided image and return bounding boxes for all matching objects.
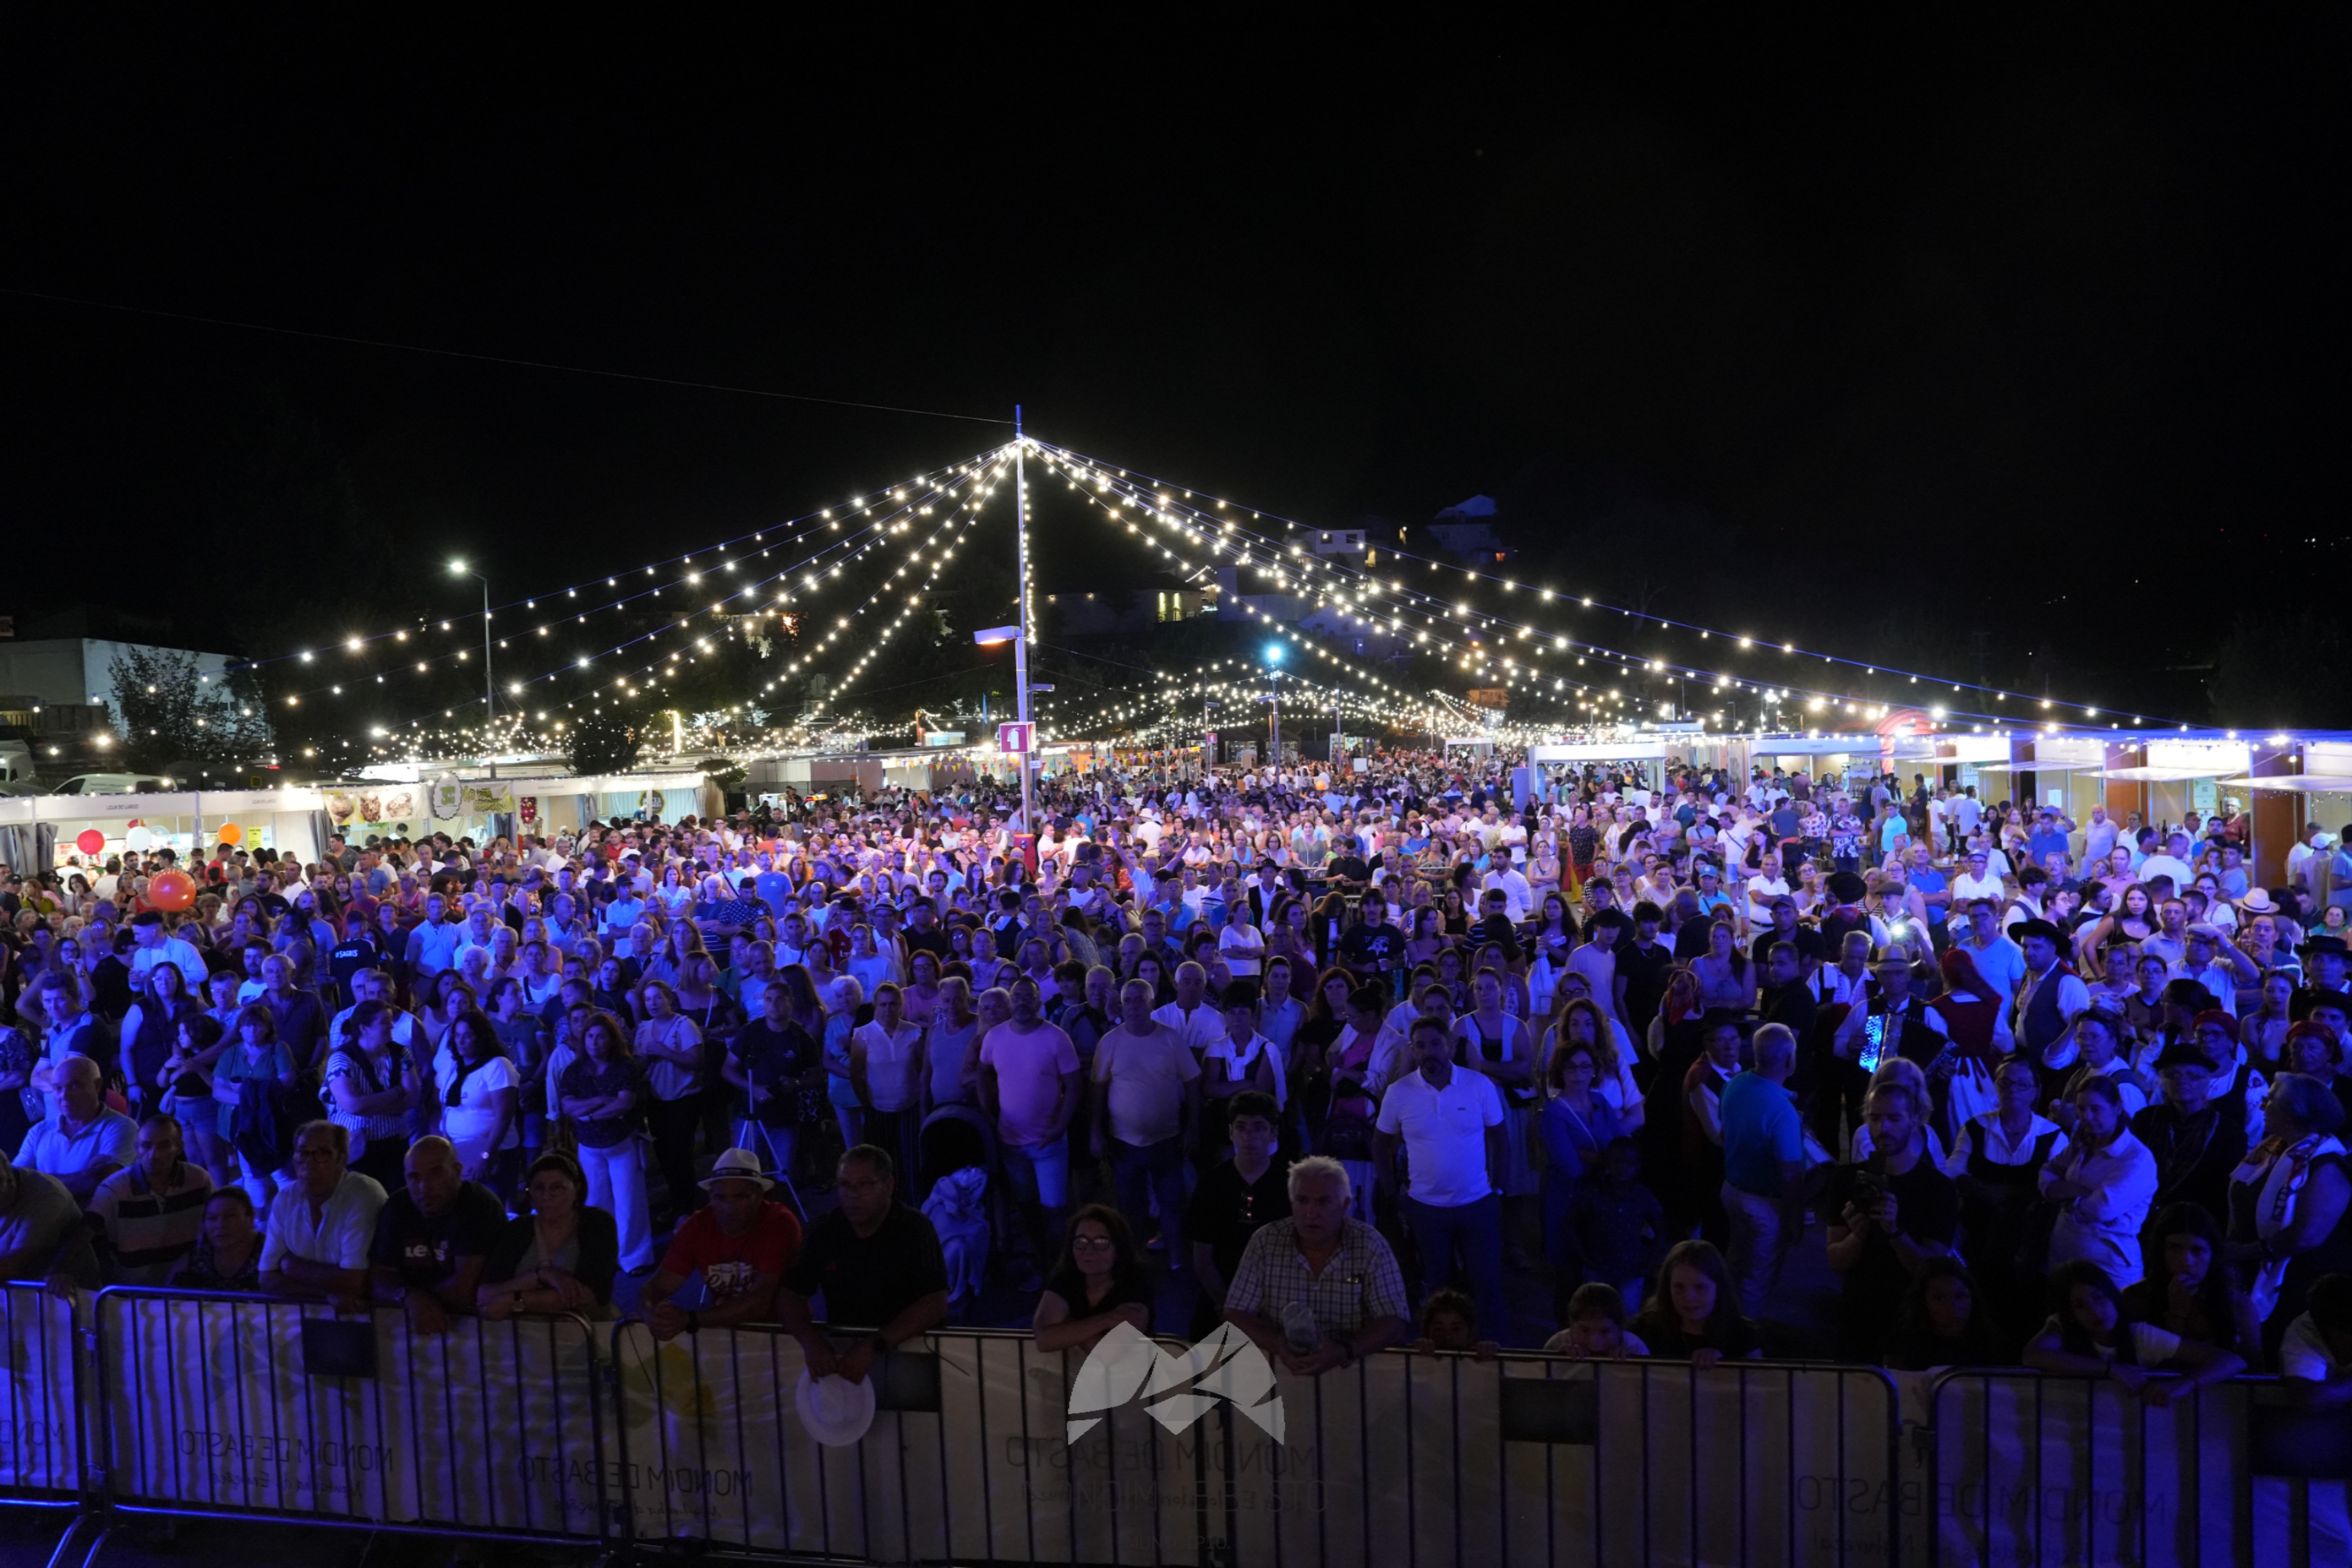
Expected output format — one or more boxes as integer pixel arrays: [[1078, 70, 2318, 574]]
[[217, 822, 243, 845], [149, 869, 198, 912]]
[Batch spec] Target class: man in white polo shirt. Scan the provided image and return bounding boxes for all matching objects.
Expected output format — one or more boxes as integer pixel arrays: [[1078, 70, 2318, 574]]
[[1372, 1017, 1506, 1342], [259, 1121, 387, 1312]]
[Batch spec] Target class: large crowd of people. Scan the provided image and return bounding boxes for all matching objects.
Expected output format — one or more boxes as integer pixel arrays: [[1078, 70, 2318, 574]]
[[5, 749, 2352, 1413]]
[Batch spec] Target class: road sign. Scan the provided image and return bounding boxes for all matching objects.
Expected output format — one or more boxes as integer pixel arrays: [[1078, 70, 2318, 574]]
[[998, 722, 1034, 754]]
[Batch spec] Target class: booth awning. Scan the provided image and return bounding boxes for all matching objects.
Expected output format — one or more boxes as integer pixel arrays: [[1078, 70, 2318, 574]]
[[2213, 774, 2352, 793], [2091, 766, 2235, 782]]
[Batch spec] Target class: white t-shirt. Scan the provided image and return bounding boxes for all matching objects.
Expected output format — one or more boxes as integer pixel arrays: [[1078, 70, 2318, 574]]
[[435, 1052, 522, 1163], [1151, 1000, 1224, 1059], [1375, 1068, 1503, 1208], [2281, 1313, 2348, 1383]]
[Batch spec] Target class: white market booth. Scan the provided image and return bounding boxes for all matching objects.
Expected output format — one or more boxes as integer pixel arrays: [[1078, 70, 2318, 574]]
[[330, 770, 719, 846], [0, 786, 330, 873]]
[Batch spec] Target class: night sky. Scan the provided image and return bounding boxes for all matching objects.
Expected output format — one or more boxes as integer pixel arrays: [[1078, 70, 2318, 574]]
[[4, 14, 2345, 739]]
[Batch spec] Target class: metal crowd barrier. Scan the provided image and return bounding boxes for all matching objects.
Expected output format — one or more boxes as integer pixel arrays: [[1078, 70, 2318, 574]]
[[1924, 1367, 2351, 1568], [46, 1282, 2296, 1568], [611, 1319, 1903, 1567], [87, 1287, 609, 1550], [0, 1281, 89, 1568]]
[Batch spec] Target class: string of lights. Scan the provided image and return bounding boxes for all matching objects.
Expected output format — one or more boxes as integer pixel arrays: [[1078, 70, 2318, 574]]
[[341, 448, 1022, 756], [1029, 439, 2187, 734], [1039, 445, 1914, 731], [244, 445, 1009, 675]]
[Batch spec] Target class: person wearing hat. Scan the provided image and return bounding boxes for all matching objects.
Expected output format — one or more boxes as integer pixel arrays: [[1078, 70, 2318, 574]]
[[642, 1147, 802, 1342], [2130, 1036, 2251, 1239], [2010, 919, 2091, 1099], [2296, 935, 2352, 1024]]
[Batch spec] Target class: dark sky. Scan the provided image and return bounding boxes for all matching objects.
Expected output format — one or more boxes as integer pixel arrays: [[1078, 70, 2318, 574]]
[[4, 13, 2346, 730]]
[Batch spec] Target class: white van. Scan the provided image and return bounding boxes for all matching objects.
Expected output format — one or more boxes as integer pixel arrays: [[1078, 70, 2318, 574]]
[[0, 741, 34, 795], [48, 773, 173, 795]]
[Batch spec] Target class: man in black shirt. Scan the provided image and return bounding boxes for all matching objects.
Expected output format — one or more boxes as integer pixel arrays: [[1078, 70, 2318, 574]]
[[327, 909, 384, 1005], [778, 1145, 949, 1386], [2131, 1037, 2247, 1225], [369, 1136, 505, 1335], [1758, 943, 1818, 1041], [724, 981, 822, 1177], [1825, 1081, 1957, 1362], [1614, 902, 1676, 1036], [1186, 1090, 1291, 1337], [901, 901, 955, 965], [1747, 898, 1825, 978], [1336, 890, 1404, 987]]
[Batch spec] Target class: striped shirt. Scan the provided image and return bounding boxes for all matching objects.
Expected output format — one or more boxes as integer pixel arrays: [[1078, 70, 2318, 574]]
[[89, 1163, 215, 1284]]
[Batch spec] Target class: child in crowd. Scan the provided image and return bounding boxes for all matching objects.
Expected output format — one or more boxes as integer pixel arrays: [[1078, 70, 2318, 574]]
[[1413, 1287, 1498, 1359], [1566, 1137, 1663, 1305], [1545, 1281, 1649, 1358]]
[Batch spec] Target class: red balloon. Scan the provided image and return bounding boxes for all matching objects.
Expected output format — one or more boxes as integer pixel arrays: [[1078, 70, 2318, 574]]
[[76, 829, 105, 856], [149, 870, 198, 912]]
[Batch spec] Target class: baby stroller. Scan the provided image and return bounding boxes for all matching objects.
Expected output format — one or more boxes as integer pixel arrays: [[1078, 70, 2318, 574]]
[[919, 1106, 995, 1315]]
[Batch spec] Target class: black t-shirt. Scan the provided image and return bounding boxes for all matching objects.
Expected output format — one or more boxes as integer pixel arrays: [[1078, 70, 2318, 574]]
[[369, 1182, 507, 1289], [330, 937, 382, 991], [1337, 921, 1404, 976], [783, 1203, 949, 1329], [1748, 926, 1826, 973], [1185, 1157, 1293, 1283], [1631, 1311, 1762, 1361], [902, 927, 954, 963], [733, 1019, 817, 1126], [1825, 1156, 1959, 1361], [1615, 938, 1676, 1031], [1043, 1265, 1155, 1324], [1328, 854, 1371, 886]]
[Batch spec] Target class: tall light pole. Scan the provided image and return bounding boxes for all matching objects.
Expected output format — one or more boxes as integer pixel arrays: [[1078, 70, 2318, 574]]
[[1013, 411, 1033, 833], [1265, 642, 1284, 768], [449, 560, 495, 778]]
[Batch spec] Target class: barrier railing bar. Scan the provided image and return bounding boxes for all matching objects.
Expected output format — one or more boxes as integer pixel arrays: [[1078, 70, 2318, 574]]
[[1783, 1363, 1795, 1568], [1011, 1335, 1034, 1565], [1057, 1345, 1078, 1563], [1402, 1346, 1417, 1568], [1640, 1359, 1651, 1568], [1687, 1363, 1699, 1568], [929, 1335, 953, 1567], [972, 1331, 994, 1560], [712, 1326, 735, 1545]]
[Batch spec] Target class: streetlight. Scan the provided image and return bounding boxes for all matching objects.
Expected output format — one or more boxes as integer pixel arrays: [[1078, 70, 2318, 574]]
[[1265, 642, 1284, 767], [449, 560, 496, 777]]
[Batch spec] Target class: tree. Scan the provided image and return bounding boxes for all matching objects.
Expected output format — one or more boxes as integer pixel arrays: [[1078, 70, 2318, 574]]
[[565, 707, 643, 776], [108, 646, 272, 774], [695, 755, 748, 792]]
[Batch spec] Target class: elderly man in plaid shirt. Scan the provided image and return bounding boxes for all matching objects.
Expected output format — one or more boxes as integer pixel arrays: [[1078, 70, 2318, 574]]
[[1221, 1156, 1410, 1376]]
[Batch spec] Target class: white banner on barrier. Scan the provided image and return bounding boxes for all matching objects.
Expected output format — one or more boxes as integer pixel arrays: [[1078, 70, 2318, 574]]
[[0, 1284, 81, 1499], [1928, 1371, 2348, 1568], [97, 1293, 605, 1537], [615, 1324, 1900, 1568]]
